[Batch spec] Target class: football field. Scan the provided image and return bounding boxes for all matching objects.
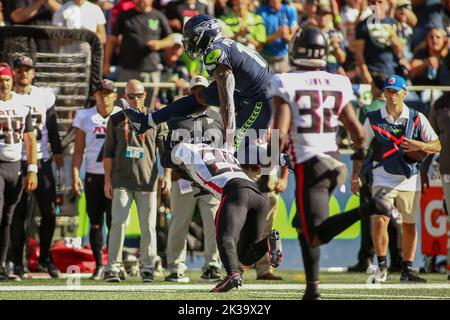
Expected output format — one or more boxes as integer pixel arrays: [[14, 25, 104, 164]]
[[0, 270, 449, 300]]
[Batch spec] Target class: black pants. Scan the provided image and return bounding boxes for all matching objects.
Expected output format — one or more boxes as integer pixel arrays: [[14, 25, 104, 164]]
[[292, 155, 362, 283], [215, 179, 270, 274], [11, 159, 56, 266], [357, 185, 375, 262], [0, 161, 23, 265], [85, 173, 112, 266]]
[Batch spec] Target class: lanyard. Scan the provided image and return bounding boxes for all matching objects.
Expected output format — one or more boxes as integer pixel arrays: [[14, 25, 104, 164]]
[[124, 117, 146, 146]]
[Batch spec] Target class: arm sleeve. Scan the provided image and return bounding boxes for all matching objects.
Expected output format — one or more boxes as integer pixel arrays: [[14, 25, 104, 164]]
[[46, 106, 63, 154], [103, 117, 117, 159]]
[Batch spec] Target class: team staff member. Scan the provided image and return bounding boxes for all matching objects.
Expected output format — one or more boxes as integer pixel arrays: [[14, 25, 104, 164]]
[[10, 56, 64, 279], [0, 64, 37, 281], [358, 75, 440, 283], [72, 79, 121, 280], [103, 80, 171, 283], [270, 27, 392, 300]]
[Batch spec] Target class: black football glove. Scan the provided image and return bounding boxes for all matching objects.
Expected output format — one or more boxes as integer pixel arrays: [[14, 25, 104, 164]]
[[119, 98, 152, 134]]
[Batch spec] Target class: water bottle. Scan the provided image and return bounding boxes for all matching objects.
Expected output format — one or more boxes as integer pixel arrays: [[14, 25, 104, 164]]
[[427, 66, 437, 80]]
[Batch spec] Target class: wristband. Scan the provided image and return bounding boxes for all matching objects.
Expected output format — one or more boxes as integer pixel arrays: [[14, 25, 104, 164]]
[[27, 164, 38, 173]]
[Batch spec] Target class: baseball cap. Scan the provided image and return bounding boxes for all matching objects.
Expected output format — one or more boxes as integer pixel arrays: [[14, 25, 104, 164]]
[[189, 76, 209, 89], [383, 75, 407, 92], [13, 56, 34, 69], [94, 79, 116, 93]]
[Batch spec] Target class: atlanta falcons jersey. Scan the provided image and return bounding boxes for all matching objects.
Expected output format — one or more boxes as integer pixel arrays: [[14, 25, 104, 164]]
[[174, 143, 252, 199], [72, 106, 122, 174], [269, 71, 353, 164], [15, 86, 56, 160], [0, 94, 32, 162]]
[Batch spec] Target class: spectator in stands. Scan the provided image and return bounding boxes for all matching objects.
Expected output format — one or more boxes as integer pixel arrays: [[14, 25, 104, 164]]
[[410, 28, 448, 86], [411, 0, 443, 50], [257, 0, 298, 73], [103, 79, 171, 283], [158, 33, 190, 106], [108, 0, 135, 31], [220, 0, 267, 51], [164, 0, 208, 33], [214, 0, 232, 17], [394, 0, 417, 62], [52, 0, 107, 44], [72, 79, 121, 280], [353, 0, 404, 89], [104, 0, 174, 109], [164, 78, 222, 283], [341, 0, 372, 26], [316, 4, 347, 74], [443, 0, 450, 37], [0, 1, 6, 26], [10, 56, 64, 280], [10, 0, 62, 25]]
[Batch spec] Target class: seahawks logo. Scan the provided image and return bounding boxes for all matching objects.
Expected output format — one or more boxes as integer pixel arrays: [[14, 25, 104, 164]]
[[194, 20, 220, 34]]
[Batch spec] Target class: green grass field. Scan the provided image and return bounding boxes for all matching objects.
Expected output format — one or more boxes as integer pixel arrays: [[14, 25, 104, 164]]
[[0, 270, 449, 300]]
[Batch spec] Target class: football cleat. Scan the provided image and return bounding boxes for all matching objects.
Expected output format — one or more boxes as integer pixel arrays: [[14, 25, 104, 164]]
[[210, 273, 242, 292]]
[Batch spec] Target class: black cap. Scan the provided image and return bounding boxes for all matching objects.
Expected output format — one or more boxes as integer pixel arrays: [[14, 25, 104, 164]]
[[94, 79, 116, 93], [13, 56, 34, 69]]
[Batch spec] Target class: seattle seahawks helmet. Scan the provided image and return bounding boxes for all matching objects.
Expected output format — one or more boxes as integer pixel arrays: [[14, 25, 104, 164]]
[[182, 15, 222, 60], [288, 26, 328, 68]]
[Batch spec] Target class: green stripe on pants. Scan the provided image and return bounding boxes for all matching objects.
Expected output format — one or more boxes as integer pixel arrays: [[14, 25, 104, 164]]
[[234, 102, 263, 150]]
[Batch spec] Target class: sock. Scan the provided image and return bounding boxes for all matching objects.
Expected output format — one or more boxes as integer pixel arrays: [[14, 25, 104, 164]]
[[298, 233, 320, 282], [402, 260, 413, 273], [377, 256, 387, 270], [314, 208, 360, 244], [152, 95, 201, 125], [90, 227, 104, 267]]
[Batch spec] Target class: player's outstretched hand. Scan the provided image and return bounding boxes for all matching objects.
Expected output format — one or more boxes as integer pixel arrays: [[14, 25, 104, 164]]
[[119, 98, 152, 134]]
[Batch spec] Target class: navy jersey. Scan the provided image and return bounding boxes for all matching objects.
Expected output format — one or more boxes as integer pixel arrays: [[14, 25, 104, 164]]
[[202, 38, 273, 99]]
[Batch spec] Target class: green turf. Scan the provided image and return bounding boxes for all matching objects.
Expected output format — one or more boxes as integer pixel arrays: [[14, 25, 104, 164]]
[[0, 270, 448, 300]]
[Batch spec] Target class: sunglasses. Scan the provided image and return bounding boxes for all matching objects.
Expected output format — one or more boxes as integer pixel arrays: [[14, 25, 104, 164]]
[[127, 93, 144, 99]]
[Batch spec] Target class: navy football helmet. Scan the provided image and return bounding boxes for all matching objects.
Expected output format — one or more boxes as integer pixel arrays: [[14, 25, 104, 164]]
[[182, 15, 222, 60], [288, 26, 328, 68]]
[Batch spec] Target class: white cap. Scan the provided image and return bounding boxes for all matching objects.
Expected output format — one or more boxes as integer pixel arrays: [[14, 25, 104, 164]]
[[189, 75, 209, 89], [172, 33, 183, 46]]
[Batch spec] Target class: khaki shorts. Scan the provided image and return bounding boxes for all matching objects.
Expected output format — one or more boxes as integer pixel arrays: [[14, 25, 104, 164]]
[[372, 186, 421, 224]]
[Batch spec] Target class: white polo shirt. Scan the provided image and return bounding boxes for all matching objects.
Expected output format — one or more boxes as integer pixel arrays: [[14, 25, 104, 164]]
[[363, 103, 438, 191]]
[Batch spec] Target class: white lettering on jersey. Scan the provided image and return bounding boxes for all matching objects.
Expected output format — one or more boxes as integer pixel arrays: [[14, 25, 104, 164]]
[[174, 143, 252, 199], [269, 71, 353, 164], [72, 106, 121, 174], [15, 86, 56, 160], [0, 95, 30, 162]]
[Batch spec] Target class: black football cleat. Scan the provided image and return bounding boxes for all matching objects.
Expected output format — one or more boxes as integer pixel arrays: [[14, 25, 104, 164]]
[[210, 273, 242, 292]]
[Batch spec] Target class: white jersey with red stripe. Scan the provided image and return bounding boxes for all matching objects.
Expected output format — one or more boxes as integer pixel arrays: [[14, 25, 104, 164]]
[[269, 71, 354, 164], [72, 106, 122, 174], [174, 143, 253, 199]]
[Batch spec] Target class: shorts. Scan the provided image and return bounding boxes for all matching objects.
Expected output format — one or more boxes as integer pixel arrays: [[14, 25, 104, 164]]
[[371, 186, 420, 224]]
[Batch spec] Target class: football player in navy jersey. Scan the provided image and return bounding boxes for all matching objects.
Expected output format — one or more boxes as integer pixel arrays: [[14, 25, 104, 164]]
[[123, 14, 273, 155]]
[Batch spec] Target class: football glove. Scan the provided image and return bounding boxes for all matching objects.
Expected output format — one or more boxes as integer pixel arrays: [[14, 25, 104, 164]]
[[120, 98, 153, 134]]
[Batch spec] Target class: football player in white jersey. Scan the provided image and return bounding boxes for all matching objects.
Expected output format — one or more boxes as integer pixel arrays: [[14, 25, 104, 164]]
[[168, 138, 283, 292], [270, 26, 393, 299], [0, 64, 37, 281], [72, 79, 121, 280], [10, 56, 64, 279]]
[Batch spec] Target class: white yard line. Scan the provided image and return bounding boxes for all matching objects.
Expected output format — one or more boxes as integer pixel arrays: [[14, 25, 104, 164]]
[[0, 283, 449, 291]]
